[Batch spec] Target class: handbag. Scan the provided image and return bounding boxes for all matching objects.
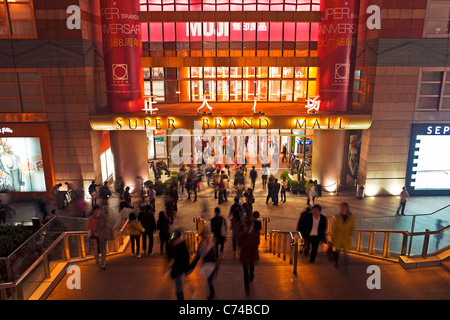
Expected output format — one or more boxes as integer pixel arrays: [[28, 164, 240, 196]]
[[326, 243, 336, 263]]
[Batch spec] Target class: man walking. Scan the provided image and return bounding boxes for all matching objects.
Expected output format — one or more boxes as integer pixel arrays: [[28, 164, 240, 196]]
[[396, 187, 409, 216], [250, 166, 257, 191], [211, 207, 227, 258], [298, 204, 327, 263], [280, 177, 288, 203], [271, 178, 281, 206]]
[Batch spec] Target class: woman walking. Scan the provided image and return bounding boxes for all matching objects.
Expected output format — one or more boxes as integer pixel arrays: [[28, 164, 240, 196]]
[[167, 230, 190, 300], [157, 211, 170, 254], [331, 202, 355, 272], [189, 231, 218, 300], [87, 205, 114, 270], [238, 215, 260, 295], [126, 212, 145, 257]]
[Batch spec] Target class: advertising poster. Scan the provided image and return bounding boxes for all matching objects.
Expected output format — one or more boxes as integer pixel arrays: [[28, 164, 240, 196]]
[[0, 137, 46, 192], [347, 130, 361, 182]]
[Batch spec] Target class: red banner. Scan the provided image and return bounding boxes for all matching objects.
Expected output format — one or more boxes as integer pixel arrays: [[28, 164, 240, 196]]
[[100, 0, 144, 113], [318, 0, 360, 112]]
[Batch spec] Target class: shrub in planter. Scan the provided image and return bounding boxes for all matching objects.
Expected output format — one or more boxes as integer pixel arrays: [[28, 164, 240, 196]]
[[280, 171, 290, 180], [144, 180, 154, 189], [0, 226, 29, 257]]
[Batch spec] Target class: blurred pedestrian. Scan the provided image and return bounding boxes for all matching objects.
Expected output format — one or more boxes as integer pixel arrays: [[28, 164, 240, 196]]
[[331, 202, 355, 271], [139, 205, 157, 255], [252, 211, 262, 234], [396, 187, 409, 216], [167, 230, 190, 300], [126, 212, 145, 257], [87, 205, 114, 270], [238, 215, 260, 295], [250, 166, 257, 190], [51, 183, 62, 209], [298, 204, 327, 263], [148, 185, 156, 211], [306, 180, 315, 206], [124, 186, 132, 208], [0, 200, 6, 225], [281, 177, 288, 203], [244, 188, 254, 214], [271, 178, 280, 206], [229, 201, 243, 258], [189, 231, 218, 300], [99, 181, 112, 212], [211, 207, 227, 258], [88, 180, 99, 208], [157, 211, 170, 254], [115, 177, 125, 200]]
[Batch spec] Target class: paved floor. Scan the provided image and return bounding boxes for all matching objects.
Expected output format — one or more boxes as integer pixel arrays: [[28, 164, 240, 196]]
[[48, 236, 450, 300]]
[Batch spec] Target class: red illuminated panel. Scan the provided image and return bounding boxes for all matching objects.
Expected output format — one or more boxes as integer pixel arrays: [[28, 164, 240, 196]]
[[284, 23, 295, 41], [149, 23, 163, 41], [257, 22, 268, 41], [230, 23, 242, 41], [176, 22, 188, 41], [310, 22, 318, 41], [270, 23, 283, 41], [164, 23, 175, 41], [141, 23, 149, 41], [296, 23, 310, 41]]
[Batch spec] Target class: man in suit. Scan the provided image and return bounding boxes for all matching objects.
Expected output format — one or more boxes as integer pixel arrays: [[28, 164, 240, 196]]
[[298, 204, 327, 263], [271, 178, 281, 206]]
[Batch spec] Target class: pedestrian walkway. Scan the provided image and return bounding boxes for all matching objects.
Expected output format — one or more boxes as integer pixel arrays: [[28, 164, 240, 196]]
[[47, 234, 450, 300]]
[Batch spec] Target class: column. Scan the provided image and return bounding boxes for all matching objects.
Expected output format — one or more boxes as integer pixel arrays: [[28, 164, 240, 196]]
[[110, 130, 149, 189], [318, 0, 360, 112], [311, 130, 347, 192], [99, 0, 143, 113]]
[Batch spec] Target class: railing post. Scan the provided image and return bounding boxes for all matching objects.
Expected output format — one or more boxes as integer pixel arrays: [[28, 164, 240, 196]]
[[289, 238, 293, 264], [63, 236, 71, 261], [264, 219, 268, 240], [408, 215, 416, 257], [269, 232, 273, 252], [277, 233, 281, 258], [356, 232, 362, 252], [401, 233, 408, 256], [283, 234, 287, 261], [15, 283, 24, 300], [422, 233, 430, 259], [368, 232, 374, 255], [80, 235, 86, 258], [5, 257, 13, 283], [382, 232, 389, 258], [293, 240, 298, 275], [43, 256, 50, 279]]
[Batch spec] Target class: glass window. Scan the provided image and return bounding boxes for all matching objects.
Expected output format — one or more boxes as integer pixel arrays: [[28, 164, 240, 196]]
[[295, 67, 307, 78], [203, 80, 216, 100], [217, 67, 229, 78], [283, 67, 294, 78], [230, 80, 242, 101], [217, 80, 229, 101], [256, 67, 268, 78], [417, 69, 449, 110], [256, 80, 267, 101], [243, 80, 255, 101], [230, 67, 242, 78], [269, 67, 282, 78], [152, 67, 164, 79], [244, 67, 255, 78], [191, 67, 202, 78], [191, 80, 203, 101], [203, 67, 216, 78], [269, 80, 281, 101], [281, 80, 293, 101], [143, 68, 151, 79], [294, 80, 306, 101], [426, 2, 450, 36], [144, 81, 151, 96]]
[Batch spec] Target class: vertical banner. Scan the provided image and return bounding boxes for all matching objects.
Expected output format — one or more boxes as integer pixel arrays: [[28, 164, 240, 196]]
[[100, 0, 143, 113], [318, 0, 360, 112], [346, 130, 362, 183]]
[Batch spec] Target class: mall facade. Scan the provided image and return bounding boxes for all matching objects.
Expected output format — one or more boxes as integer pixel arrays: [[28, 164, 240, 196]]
[[0, 0, 449, 197]]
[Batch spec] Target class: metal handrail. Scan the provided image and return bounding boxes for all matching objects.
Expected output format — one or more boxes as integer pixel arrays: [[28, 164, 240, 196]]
[[0, 217, 131, 300]]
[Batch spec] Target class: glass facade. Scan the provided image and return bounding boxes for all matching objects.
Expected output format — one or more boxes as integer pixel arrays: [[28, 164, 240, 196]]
[[143, 66, 317, 102], [142, 22, 318, 58], [139, 0, 321, 12], [0, 0, 35, 37]]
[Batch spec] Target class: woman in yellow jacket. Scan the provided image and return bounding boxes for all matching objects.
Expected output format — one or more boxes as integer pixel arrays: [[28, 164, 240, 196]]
[[127, 212, 146, 258], [331, 202, 355, 270]]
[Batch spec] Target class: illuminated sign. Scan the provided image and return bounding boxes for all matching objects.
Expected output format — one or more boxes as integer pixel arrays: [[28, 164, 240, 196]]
[[305, 96, 321, 114], [90, 114, 372, 131], [406, 123, 450, 195], [1, 127, 13, 134]]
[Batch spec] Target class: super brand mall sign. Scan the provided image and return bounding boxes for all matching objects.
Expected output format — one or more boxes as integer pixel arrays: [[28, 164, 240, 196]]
[[90, 115, 372, 131]]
